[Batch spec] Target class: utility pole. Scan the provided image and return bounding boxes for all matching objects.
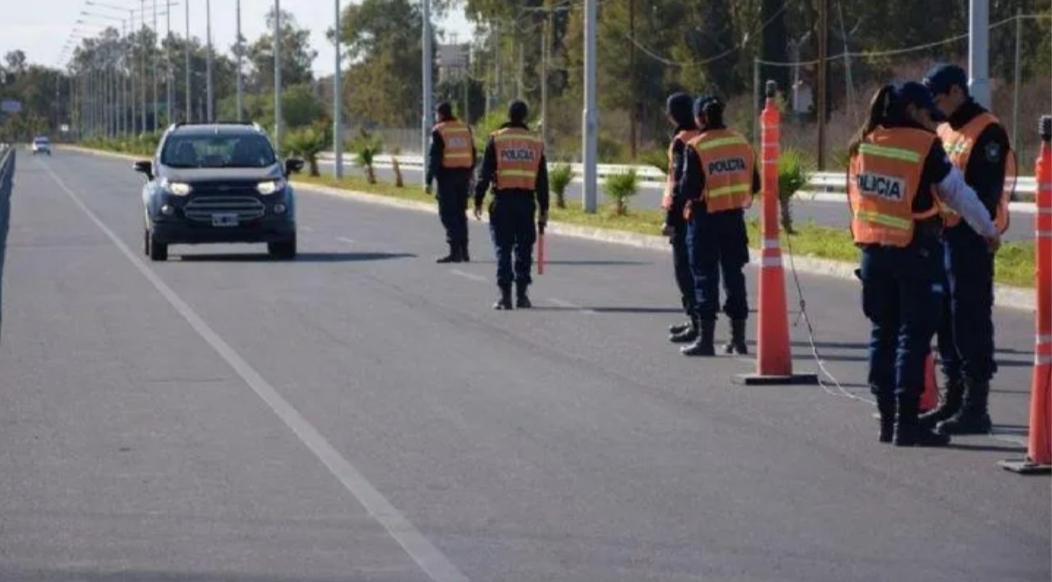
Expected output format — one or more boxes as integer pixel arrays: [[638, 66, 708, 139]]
[[582, 0, 598, 213], [152, 0, 158, 131], [165, 0, 172, 125], [139, 0, 146, 132], [816, 0, 828, 170], [334, 0, 343, 178], [541, 10, 549, 151]]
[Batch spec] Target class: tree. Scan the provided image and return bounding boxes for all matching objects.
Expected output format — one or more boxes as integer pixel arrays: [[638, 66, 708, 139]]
[[246, 8, 318, 93]]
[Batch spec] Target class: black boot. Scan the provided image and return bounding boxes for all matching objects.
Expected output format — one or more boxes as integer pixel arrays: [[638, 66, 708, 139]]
[[436, 242, 461, 263], [721, 319, 748, 355], [918, 374, 964, 430], [936, 378, 993, 435], [894, 393, 951, 447], [493, 285, 513, 310], [876, 393, 896, 443], [669, 298, 693, 334], [515, 284, 532, 308], [681, 318, 716, 356], [669, 316, 698, 343], [460, 240, 470, 262]]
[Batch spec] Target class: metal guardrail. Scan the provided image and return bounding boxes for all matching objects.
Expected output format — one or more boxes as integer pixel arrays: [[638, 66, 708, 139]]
[[0, 142, 16, 346], [318, 151, 1038, 198]]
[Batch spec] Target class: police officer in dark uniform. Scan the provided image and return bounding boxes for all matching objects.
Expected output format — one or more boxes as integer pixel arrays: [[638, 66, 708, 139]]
[[473, 100, 550, 310], [662, 92, 703, 344], [674, 95, 760, 356], [921, 64, 1015, 435], [426, 102, 477, 263]]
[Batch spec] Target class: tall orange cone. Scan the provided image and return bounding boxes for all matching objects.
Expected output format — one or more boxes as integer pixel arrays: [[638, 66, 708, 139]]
[[1001, 115, 1052, 474], [736, 80, 817, 386], [920, 352, 939, 413]]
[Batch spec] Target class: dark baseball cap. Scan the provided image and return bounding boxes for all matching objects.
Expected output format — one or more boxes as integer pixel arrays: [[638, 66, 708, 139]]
[[923, 63, 968, 96], [895, 81, 945, 122], [693, 94, 718, 117]]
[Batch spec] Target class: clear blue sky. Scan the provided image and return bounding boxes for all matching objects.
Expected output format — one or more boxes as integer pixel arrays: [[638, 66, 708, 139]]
[[0, 0, 474, 75]]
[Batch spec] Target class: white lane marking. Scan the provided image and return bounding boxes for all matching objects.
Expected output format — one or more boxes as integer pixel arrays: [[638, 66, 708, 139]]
[[337, 236, 356, 245], [547, 298, 596, 314], [301, 226, 315, 233], [449, 269, 486, 282], [40, 163, 471, 582]]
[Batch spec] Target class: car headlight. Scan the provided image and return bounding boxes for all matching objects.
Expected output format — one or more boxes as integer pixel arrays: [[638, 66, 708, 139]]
[[160, 178, 192, 196], [256, 179, 287, 195]]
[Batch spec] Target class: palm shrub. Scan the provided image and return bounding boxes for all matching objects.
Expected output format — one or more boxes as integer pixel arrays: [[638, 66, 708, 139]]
[[549, 163, 573, 209], [777, 147, 816, 234], [604, 168, 639, 216]]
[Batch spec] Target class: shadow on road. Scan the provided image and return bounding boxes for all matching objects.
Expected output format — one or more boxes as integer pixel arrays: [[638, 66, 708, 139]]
[[174, 251, 417, 263], [0, 569, 357, 582], [0, 149, 15, 345]]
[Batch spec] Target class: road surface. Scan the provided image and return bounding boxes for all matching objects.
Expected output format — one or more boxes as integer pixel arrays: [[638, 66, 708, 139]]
[[1, 149, 1047, 581], [316, 158, 1034, 242]]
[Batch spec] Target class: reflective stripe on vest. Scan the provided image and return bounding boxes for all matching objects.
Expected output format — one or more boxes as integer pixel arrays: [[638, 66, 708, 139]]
[[435, 120, 474, 169], [847, 127, 941, 248], [493, 128, 543, 191], [934, 112, 1015, 234], [687, 129, 755, 214], [661, 129, 701, 210]]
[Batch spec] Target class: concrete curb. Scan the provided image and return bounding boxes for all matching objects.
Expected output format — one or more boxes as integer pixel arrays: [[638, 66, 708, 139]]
[[59, 145, 1036, 312]]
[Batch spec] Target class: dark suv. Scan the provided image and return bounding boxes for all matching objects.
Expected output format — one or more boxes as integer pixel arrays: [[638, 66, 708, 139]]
[[133, 121, 304, 261]]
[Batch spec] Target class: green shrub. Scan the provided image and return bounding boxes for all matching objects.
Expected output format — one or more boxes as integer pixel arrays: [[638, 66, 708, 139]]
[[604, 168, 639, 216], [549, 163, 573, 209]]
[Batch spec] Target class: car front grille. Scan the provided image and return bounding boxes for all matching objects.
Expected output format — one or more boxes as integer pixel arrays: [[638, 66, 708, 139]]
[[183, 196, 266, 222]]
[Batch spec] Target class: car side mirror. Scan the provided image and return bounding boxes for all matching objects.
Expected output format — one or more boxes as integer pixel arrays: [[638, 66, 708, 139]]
[[133, 159, 153, 180], [284, 157, 305, 176]]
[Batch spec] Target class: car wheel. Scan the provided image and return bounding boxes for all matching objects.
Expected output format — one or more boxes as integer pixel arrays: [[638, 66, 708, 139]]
[[268, 235, 296, 260], [148, 230, 168, 262]]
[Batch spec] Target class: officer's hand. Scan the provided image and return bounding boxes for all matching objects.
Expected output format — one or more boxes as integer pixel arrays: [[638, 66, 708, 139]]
[[424, 184, 432, 195], [473, 203, 483, 220], [985, 233, 1002, 254], [661, 223, 674, 237], [538, 211, 548, 230]]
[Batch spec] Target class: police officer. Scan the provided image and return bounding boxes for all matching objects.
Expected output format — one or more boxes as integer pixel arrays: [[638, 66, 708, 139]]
[[662, 92, 704, 344], [920, 64, 1015, 435], [847, 82, 1000, 447], [473, 100, 550, 310], [674, 95, 759, 356], [426, 102, 477, 263]]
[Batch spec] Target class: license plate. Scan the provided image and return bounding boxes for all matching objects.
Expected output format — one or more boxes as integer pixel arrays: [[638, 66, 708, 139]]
[[211, 213, 238, 227]]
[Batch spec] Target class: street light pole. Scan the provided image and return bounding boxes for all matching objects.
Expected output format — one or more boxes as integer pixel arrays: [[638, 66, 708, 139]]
[[184, 0, 190, 122], [334, 0, 343, 178], [581, 0, 597, 213], [236, 0, 244, 121], [968, 0, 991, 108], [274, 0, 283, 153], [152, 0, 158, 131], [165, 0, 172, 125], [140, 0, 146, 132], [421, 0, 433, 182], [206, 0, 214, 122]]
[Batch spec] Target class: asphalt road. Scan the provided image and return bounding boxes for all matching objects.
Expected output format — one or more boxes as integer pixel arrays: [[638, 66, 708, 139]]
[[1, 148, 1048, 582], [316, 159, 1034, 242]]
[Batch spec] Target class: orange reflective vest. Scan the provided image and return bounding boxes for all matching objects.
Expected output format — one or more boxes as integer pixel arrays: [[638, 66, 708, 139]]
[[492, 127, 543, 191], [847, 127, 942, 248], [661, 129, 702, 210], [435, 120, 474, 169], [934, 112, 1015, 234], [685, 129, 755, 217]]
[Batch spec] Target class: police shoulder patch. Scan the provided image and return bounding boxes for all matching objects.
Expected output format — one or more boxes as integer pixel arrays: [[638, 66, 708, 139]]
[[984, 141, 1001, 163]]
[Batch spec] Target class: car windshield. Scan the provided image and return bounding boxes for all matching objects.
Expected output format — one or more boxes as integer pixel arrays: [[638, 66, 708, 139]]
[[33, 137, 48, 144], [160, 133, 277, 169]]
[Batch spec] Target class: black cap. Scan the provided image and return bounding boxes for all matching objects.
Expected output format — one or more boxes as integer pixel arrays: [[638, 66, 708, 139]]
[[1040, 115, 1051, 142], [895, 81, 945, 122], [923, 63, 968, 96], [508, 100, 529, 122], [693, 94, 720, 117], [436, 102, 452, 118]]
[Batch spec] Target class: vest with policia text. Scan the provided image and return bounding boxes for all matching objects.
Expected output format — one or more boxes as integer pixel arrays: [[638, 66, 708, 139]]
[[684, 129, 755, 218], [847, 126, 942, 248], [661, 129, 702, 210], [934, 112, 1015, 234], [435, 120, 474, 169], [492, 127, 544, 191]]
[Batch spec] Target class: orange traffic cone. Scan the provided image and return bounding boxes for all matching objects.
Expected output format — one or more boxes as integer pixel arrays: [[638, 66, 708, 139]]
[[920, 352, 939, 414], [735, 80, 817, 386], [1001, 115, 1052, 474]]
